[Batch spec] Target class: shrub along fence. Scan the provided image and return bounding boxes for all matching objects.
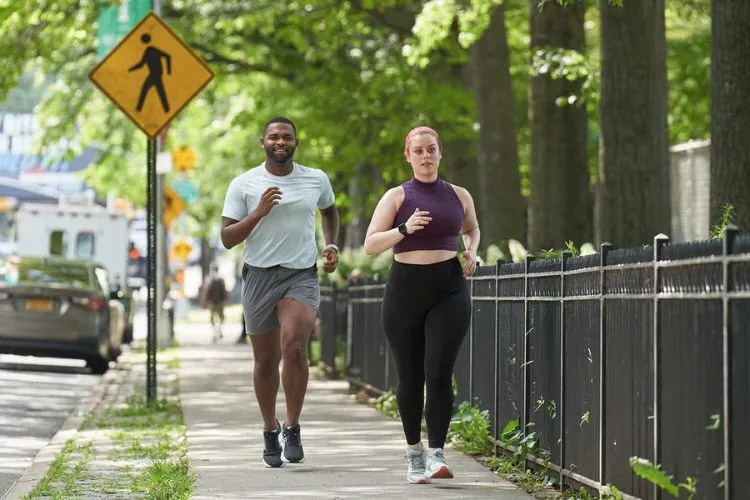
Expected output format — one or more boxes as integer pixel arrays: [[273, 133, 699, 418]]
[[318, 228, 750, 500]]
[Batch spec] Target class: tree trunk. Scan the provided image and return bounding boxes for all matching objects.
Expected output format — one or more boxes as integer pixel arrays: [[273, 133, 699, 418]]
[[471, 3, 526, 250], [711, 2, 750, 230], [343, 163, 383, 249], [528, 0, 591, 251], [439, 54, 479, 231], [597, 0, 670, 247], [344, 170, 363, 250]]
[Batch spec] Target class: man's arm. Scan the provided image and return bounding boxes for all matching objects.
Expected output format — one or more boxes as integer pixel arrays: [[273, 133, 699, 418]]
[[320, 204, 339, 247], [221, 213, 263, 249], [221, 186, 282, 249]]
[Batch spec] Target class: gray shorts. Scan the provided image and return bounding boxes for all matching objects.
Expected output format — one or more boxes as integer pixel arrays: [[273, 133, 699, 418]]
[[241, 264, 320, 335]]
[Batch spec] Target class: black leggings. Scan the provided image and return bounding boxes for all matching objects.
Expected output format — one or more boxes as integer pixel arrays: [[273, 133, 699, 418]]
[[382, 257, 471, 449]]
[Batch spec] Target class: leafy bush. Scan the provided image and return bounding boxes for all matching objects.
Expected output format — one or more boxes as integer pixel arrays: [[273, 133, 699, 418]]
[[317, 246, 394, 285], [499, 418, 539, 467], [447, 401, 492, 455], [374, 390, 400, 419]]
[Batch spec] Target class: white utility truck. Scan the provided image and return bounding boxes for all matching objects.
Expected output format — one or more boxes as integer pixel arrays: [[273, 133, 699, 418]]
[[15, 193, 135, 341]]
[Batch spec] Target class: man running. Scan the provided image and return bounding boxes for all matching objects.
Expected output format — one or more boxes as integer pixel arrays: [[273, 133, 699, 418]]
[[220, 117, 340, 468]]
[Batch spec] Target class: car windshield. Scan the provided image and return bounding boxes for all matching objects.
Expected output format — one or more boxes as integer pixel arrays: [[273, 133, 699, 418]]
[[16, 261, 91, 288]]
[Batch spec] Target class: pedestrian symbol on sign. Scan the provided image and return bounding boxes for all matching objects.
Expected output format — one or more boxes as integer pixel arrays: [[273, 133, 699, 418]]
[[128, 33, 172, 113]]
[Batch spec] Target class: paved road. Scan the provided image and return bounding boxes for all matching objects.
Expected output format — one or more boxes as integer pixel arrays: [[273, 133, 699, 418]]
[[0, 356, 101, 498]]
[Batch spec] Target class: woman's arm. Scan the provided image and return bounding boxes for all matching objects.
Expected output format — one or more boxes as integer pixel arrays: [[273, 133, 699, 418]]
[[364, 188, 432, 255], [453, 185, 480, 276], [363, 188, 403, 255]]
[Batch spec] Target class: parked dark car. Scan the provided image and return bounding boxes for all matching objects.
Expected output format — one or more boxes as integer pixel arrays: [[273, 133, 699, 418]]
[[0, 256, 125, 374]]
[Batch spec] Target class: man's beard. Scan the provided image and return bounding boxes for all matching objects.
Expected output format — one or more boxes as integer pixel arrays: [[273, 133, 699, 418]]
[[265, 145, 296, 164]]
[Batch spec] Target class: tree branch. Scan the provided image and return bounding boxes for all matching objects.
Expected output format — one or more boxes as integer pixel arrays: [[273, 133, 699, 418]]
[[190, 43, 270, 73]]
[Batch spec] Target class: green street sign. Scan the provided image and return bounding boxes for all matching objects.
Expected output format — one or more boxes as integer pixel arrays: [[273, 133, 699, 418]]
[[96, 0, 152, 61]]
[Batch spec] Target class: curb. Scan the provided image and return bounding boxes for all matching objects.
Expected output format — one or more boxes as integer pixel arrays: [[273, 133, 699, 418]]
[[1, 355, 133, 500]]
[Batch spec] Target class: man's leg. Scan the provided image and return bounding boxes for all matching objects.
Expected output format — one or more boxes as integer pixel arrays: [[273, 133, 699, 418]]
[[249, 328, 282, 431], [277, 298, 315, 427]]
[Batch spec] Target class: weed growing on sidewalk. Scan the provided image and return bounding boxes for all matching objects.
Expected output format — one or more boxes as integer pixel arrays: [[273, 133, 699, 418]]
[[25, 440, 94, 498], [24, 349, 194, 499], [447, 401, 492, 455]]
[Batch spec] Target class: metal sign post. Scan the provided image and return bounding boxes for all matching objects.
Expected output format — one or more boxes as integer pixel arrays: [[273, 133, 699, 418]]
[[146, 137, 158, 403], [89, 8, 214, 405]]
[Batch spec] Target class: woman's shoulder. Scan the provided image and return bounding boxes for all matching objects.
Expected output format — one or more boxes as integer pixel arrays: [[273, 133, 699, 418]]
[[382, 185, 406, 206], [447, 183, 473, 212], [447, 182, 472, 200]]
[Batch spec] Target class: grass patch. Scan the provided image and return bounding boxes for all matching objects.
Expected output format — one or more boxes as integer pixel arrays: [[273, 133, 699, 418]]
[[165, 357, 180, 370], [130, 341, 181, 357], [27, 355, 193, 499], [89, 394, 182, 430], [131, 457, 193, 499], [84, 389, 194, 498], [24, 440, 94, 499]]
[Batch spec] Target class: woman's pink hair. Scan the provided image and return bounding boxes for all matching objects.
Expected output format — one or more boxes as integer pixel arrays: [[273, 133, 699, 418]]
[[404, 126, 441, 158]]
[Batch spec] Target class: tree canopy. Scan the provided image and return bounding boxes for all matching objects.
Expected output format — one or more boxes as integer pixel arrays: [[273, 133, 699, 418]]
[[0, 0, 713, 248]]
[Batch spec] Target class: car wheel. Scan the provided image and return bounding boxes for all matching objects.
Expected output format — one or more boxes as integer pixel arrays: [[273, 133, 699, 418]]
[[87, 356, 109, 375], [109, 345, 122, 362]]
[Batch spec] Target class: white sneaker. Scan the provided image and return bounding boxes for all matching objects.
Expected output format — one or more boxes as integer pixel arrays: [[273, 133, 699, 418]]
[[425, 448, 454, 479], [406, 444, 430, 484]]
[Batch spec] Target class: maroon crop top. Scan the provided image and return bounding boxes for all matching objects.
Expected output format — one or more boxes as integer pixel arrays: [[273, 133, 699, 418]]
[[392, 177, 464, 254]]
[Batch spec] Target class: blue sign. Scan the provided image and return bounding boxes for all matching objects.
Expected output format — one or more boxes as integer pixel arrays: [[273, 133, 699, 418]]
[[169, 179, 198, 204]]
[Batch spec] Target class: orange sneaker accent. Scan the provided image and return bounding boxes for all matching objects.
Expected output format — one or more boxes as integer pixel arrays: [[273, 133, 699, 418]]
[[430, 465, 454, 479]]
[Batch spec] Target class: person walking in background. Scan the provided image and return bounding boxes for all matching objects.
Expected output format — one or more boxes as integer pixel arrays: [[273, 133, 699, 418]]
[[220, 116, 340, 468], [363, 126, 480, 484], [200, 263, 228, 342]]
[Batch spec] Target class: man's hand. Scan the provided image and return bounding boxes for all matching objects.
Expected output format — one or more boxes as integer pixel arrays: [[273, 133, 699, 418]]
[[322, 245, 339, 273], [254, 187, 282, 217], [462, 250, 477, 278]]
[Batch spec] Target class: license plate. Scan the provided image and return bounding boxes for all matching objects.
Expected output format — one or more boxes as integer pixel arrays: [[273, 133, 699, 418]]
[[26, 299, 53, 312]]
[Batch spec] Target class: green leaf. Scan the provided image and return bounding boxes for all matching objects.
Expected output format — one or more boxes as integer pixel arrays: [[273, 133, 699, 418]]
[[629, 457, 679, 497], [500, 418, 520, 441], [706, 413, 721, 431]]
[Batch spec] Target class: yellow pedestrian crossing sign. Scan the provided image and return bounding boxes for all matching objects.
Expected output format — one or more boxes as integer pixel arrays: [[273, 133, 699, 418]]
[[89, 12, 214, 138]]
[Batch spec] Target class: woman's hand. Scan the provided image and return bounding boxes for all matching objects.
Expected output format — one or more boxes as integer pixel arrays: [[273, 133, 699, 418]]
[[462, 250, 477, 277], [405, 207, 432, 234]]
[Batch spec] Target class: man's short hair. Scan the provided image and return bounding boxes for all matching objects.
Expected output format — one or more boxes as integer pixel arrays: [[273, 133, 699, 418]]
[[263, 117, 297, 137]]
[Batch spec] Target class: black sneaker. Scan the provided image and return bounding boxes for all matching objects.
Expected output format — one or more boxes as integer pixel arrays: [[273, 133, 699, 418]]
[[263, 421, 284, 468], [279, 424, 304, 463]]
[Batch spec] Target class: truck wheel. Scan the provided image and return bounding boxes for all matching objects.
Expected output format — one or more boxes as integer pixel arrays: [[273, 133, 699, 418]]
[[87, 356, 109, 375]]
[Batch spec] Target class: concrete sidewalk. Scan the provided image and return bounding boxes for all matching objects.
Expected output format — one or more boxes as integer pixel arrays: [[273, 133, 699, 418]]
[[177, 342, 531, 499]]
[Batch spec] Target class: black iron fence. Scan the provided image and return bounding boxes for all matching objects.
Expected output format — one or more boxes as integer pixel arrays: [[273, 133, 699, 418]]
[[318, 228, 750, 500]]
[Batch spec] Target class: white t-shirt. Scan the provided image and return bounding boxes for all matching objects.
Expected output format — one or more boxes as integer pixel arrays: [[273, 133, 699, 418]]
[[222, 162, 335, 269]]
